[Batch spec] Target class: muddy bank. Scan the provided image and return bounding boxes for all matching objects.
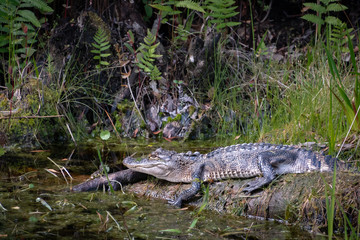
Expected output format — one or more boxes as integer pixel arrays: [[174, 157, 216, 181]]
[[121, 171, 360, 233]]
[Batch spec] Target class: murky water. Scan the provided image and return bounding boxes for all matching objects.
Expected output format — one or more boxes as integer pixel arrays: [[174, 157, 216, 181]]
[[0, 140, 323, 239]]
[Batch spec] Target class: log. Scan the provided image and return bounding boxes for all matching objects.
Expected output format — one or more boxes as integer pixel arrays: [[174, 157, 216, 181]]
[[72, 169, 147, 192], [72, 170, 360, 233]]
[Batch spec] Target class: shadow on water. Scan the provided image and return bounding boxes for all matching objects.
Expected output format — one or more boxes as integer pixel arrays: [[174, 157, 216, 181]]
[[0, 140, 323, 239]]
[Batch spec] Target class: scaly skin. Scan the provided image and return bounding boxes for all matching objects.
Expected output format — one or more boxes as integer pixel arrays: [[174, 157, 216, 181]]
[[123, 143, 342, 207]]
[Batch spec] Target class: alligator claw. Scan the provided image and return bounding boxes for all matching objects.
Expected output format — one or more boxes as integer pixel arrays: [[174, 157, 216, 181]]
[[168, 198, 182, 208], [242, 177, 271, 193]]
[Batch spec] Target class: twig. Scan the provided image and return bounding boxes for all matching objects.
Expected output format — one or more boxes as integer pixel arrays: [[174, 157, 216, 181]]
[[104, 109, 121, 140], [66, 123, 77, 146], [126, 73, 146, 124], [0, 114, 64, 120]]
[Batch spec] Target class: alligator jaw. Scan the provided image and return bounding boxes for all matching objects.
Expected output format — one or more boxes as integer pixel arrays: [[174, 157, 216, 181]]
[[123, 156, 174, 181]]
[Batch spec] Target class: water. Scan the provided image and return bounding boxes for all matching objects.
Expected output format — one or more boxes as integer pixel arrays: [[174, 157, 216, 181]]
[[0, 140, 323, 239]]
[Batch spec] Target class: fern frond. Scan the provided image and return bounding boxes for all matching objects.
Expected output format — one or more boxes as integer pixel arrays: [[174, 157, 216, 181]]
[[91, 28, 111, 69], [204, 0, 240, 31], [22, 0, 53, 13], [136, 29, 162, 81], [175, 1, 205, 13]]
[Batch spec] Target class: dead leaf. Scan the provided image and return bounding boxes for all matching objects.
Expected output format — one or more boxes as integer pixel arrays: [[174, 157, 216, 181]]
[[30, 150, 50, 153], [121, 70, 132, 79], [133, 128, 139, 138], [119, 60, 130, 67]]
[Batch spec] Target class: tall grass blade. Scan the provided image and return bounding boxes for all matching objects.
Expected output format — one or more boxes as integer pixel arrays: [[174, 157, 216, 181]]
[[97, 148, 115, 194], [321, 162, 337, 240]]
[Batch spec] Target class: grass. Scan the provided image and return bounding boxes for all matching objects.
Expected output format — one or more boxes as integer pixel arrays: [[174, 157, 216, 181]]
[[203, 42, 358, 148]]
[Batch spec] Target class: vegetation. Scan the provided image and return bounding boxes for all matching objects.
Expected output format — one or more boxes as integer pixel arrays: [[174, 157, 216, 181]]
[[0, 0, 359, 238], [0, 0, 53, 90]]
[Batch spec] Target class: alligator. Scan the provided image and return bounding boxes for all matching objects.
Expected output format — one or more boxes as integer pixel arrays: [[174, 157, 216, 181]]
[[123, 143, 345, 207]]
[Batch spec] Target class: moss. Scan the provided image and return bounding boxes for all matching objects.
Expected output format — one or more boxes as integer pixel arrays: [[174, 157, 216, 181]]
[[87, 11, 111, 42], [163, 113, 182, 126], [6, 86, 66, 147], [189, 105, 196, 117], [117, 100, 133, 113], [140, 120, 147, 129], [0, 97, 8, 108]]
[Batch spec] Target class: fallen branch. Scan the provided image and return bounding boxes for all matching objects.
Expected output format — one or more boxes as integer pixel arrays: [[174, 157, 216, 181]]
[[0, 114, 64, 120], [72, 169, 147, 192]]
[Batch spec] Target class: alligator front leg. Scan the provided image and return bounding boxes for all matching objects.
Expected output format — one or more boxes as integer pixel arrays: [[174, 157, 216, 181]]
[[169, 163, 205, 207], [242, 152, 276, 193]]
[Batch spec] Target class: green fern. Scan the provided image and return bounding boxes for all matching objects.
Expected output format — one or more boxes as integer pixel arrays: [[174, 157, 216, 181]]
[[150, 0, 204, 24], [175, 1, 205, 13], [330, 22, 354, 55], [301, 0, 347, 43], [204, 0, 240, 31], [91, 28, 111, 69], [136, 29, 162, 81]]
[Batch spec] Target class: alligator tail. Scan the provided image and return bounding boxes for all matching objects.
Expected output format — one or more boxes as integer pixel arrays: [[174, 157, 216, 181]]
[[323, 155, 350, 172]]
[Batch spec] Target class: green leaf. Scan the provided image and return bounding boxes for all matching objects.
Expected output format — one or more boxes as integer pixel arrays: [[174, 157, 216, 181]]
[[100, 61, 109, 66], [0, 147, 5, 157], [144, 4, 152, 18], [188, 217, 199, 230], [210, 12, 239, 19], [17, 10, 40, 27], [175, 1, 205, 13], [124, 42, 134, 53], [224, 22, 241, 27], [326, 3, 347, 12], [325, 16, 342, 26], [100, 41, 109, 47], [301, 14, 324, 25], [91, 49, 100, 54], [91, 43, 100, 49], [303, 2, 326, 13], [29, 216, 38, 223], [140, 57, 154, 67], [100, 130, 111, 140], [100, 45, 110, 51], [150, 4, 173, 12], [23, 0, 53, 13], [100, 53, 111, 57], [127, 30, 134, 43], [160, 229, 182, 234]]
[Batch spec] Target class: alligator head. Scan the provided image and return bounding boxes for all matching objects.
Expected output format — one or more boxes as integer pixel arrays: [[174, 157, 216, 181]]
[[123, 148, 200, 183]]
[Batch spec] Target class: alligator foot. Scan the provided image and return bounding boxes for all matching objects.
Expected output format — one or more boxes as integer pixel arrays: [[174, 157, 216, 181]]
[[168, 198, 182, 208], [242, 177, 272, 194]]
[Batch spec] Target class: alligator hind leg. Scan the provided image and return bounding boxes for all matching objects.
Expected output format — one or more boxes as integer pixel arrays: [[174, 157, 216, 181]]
[[169, 163, 205, 207], [242, 152, 276, 194]]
